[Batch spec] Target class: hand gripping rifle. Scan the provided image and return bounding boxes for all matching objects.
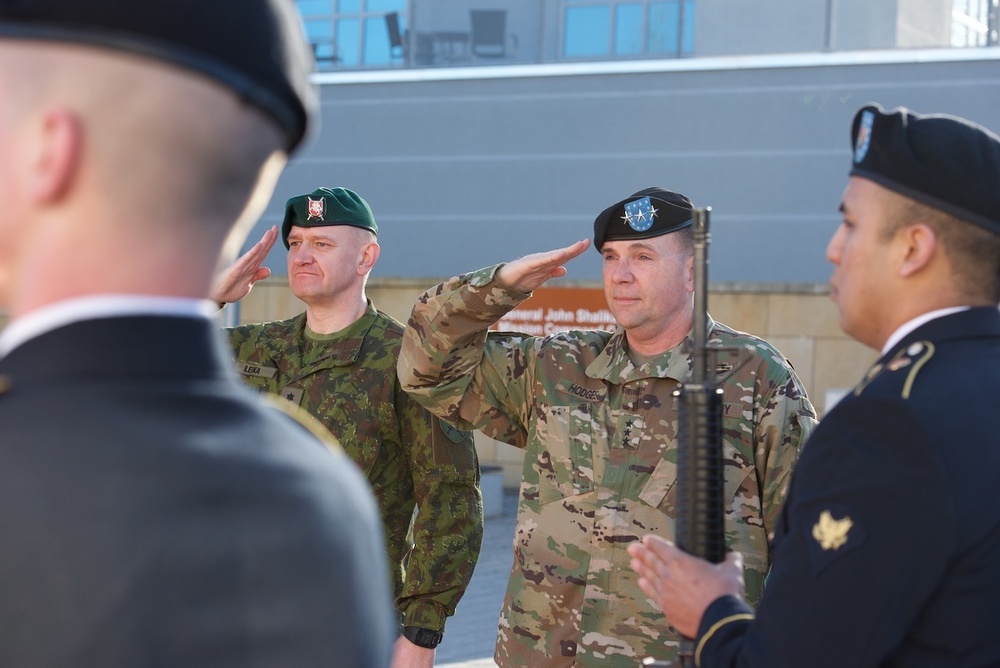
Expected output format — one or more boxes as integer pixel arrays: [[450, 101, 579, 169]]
[[643, 207, 728, 668]]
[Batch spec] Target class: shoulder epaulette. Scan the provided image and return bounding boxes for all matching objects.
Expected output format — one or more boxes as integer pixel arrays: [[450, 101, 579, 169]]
[[262, 393, 343, 454], [854, 341, 935, 399]]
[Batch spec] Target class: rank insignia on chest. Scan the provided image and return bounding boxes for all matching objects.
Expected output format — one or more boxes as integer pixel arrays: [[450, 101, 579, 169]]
[[278, 386, 304, 406], [306, 196, 325, 220]]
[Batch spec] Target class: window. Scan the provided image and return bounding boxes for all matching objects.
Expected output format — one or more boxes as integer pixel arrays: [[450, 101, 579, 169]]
[[297, 0, 408, 68], [951, 0, 998, 46], [563, 0, 694, 60]]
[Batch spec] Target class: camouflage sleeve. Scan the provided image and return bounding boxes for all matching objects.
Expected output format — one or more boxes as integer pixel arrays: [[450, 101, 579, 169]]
[[752, 356, 818, 541], [393, 384, 484, 632], [398, 264, 536, 447]]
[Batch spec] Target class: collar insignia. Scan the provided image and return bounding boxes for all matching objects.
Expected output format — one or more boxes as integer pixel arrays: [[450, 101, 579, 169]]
[[886, 356, 911, 371], [622, 196, 657, 232], [306, 196, 325, 221], [812, 510, 853, 550]]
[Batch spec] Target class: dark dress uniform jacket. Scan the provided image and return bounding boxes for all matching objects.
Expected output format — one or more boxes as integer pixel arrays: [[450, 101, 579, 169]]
[[0, 315, 395, 667], [696, 307, 1000, 667]]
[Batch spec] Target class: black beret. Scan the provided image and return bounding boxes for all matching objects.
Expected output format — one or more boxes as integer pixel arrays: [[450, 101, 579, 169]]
[[593, 187, 694, 250], [850, 103, 1000, 235], [0, 0, 315, 153], [281, 187, 378, 248]]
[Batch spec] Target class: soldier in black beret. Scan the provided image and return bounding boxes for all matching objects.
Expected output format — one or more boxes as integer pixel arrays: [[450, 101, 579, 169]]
[[390, 181, 816, 666], [630, 104, 1000, 666], [0, 3, 395, 666]]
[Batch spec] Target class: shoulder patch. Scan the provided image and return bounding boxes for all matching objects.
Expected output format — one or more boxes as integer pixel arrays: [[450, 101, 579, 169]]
[[439, 418, 472, 443]]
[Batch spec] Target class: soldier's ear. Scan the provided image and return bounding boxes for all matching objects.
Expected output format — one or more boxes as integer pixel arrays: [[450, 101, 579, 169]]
[[28, 107, 83, 204], [684, 252, 695, 293], [359, 240, 380, 274], [896, 223, 936, 279]]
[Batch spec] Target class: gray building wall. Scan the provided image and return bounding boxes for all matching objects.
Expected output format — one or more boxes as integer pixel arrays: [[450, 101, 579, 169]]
[[402, 0, 955, 64], [249, 48, 1000, 287], [697, 0, 950, 54]]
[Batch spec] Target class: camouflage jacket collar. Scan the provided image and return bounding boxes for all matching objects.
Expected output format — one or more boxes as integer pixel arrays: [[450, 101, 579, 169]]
[[260, 301, 379, 377], [585, 314, 720, 385]]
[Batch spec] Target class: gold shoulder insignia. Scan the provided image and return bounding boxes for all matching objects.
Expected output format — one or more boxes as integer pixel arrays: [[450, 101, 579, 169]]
[[812, 510, 853, 550], [854, 340, 934, 399], [899, 341, 934, 399], [262, 393, 343, 455], [853, 362, 883, 396]]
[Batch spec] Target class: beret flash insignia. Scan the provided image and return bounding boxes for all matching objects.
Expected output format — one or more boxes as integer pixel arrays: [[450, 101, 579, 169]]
[[854, 109, 874, 164], [622, 196, 658, 232], [306, 196, 325, 221]]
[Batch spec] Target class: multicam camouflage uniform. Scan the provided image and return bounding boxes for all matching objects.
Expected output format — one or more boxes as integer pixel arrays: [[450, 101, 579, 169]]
[[398, 266, 817, 667], [228, 301, 483, 634]]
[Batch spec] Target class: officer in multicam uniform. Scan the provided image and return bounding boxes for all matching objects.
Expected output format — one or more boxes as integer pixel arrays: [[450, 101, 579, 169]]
[[397, 187, 817, 667], [213, 187, 483, 668]]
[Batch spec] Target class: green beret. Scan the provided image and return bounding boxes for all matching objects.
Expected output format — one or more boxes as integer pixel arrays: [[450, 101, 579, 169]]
[[850, 103, 1000, 234], [281, 187, 378, 248], [593, 187, 694, 250]]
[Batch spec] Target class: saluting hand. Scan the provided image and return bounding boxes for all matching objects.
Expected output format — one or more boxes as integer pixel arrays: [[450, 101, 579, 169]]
[[628, 535, 746, 638], [210, 225, 278, 304], [495, 239, 591, 293]]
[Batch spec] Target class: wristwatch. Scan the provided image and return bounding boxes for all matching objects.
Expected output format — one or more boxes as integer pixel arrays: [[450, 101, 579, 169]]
[[402, 625, 443, 649]]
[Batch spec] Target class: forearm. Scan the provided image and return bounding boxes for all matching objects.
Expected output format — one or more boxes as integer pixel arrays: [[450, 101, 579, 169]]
[[398, 264, 530, 398]]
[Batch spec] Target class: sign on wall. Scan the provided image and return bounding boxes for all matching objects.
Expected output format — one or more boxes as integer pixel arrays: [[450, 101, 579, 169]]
[[491, 287, 617, 335]]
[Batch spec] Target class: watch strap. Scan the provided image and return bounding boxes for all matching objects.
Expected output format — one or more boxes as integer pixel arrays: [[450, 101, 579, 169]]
[[402, 625, 443, 649]]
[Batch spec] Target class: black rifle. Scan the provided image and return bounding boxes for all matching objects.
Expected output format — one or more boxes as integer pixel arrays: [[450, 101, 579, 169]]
[[643, 207, 727, 668]]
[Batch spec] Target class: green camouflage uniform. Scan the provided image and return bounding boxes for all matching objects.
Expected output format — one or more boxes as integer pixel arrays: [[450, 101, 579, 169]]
[[397, 266, 817, 667], [228, 302, 483, 634]]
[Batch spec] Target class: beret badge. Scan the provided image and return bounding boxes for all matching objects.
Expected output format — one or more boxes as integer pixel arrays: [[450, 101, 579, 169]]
[[622, 196, 658, 232], [306, 197, 325, 221], [854, 109, 874, 164]]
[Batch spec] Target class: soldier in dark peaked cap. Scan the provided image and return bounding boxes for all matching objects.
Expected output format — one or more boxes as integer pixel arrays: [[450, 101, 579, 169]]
[[630, 103, 1000, 667], [393, 184, 816, 667], [0, 2, 395, 666]]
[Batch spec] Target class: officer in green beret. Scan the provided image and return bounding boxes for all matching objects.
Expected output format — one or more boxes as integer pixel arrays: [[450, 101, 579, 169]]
[[214, 186, 484, 668], [630, 105, 1000, 666], [395, 186, 817, 667]]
